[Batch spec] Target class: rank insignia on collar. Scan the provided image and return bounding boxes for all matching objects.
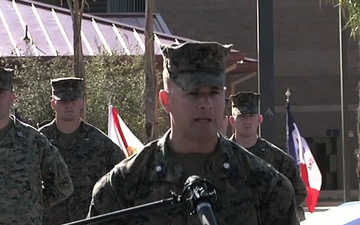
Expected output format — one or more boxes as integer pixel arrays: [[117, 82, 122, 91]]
[[155, 165, 162, 173], [223, 162, 230, 169]]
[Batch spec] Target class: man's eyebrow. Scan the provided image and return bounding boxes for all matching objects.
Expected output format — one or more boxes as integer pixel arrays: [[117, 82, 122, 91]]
[[210, 87, 222, 91]]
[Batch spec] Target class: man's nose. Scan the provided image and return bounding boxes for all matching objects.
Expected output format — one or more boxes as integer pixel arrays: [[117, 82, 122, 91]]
[[198, 95, 213, 110], [64, 100, 75, 106]]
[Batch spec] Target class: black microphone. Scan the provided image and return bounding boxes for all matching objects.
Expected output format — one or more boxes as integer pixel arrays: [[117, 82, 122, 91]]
[[182, 175, 218, 225]]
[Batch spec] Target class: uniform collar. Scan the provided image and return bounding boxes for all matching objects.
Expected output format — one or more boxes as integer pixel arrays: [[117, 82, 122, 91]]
[[1, 115, 28, 146], [147, 130, 243, 191]]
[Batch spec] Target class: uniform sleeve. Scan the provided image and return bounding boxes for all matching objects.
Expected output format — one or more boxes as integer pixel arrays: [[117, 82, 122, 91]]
[[40, 134, 73, 207], [262, 172, 299, 225], [106, 139, 126, 172], [87, 169, 129, 225], [280, 154, 307, 205]]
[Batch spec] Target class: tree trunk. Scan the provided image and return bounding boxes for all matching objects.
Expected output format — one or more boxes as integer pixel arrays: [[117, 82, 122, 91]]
[[144, 0, 158, 143], [357, 41, 360, 200], [357, 149, 360, 200], [68, 0, 87, 120], [73, 15, 85, 79], [357, 79, 360, 200]]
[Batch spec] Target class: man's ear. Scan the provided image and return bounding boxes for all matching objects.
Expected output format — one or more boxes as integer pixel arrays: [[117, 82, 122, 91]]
[[259, 114, 264, 125], [159, 89, 170, 113], [79, 98, 84, 108], [10, 92, 17, 107], [51, 100, 56, 110], [229, 115, 236, 127], [11, 92, 16, 101]]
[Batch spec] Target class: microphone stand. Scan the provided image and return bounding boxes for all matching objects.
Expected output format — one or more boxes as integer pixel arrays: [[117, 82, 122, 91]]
[[182, 175, 219, 225], [62, 176, 218, 225]]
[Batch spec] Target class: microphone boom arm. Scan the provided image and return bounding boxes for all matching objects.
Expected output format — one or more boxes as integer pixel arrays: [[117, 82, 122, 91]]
[[62, 176, 219, 225], [63, 192, 181, 225]]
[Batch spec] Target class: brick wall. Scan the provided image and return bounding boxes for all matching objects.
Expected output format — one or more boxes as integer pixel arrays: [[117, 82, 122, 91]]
[[156, 0, 359, 189]]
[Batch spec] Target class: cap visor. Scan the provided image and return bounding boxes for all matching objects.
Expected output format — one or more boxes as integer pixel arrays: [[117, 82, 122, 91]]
[[174, 71, 225, 91], [52, 94, 82, 101]]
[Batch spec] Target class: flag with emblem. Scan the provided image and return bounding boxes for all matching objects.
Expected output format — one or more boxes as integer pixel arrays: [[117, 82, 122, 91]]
[[286, 101, 322, 213], [108, 104, 144, 157]]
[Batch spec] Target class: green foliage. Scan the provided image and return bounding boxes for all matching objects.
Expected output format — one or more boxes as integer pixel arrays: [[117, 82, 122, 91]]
[[85, 53, 146, 141], [340, 0, 360, 38], [2, 56, 71, 127], [0, 53, 170, 143], [326, 0, 360, 39]]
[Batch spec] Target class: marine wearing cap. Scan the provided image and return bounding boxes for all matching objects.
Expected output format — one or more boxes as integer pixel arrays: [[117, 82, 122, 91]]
[[161, 42, 232, 91], [230, 92, 260, 115], [0, 67, 14, 91], [224, 97, 231, 116], [51, 77, 84, 101]]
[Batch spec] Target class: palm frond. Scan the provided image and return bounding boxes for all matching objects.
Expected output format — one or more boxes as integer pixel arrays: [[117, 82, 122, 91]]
[[324, 0, 360, 39]]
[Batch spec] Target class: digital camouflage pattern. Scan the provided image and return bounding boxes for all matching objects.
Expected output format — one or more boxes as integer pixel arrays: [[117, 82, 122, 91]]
[[230, 91, 260, 115], [229, 136, 307, 206], [51, 77, 84, 101], [39, 120, 126, 224], [88, 131, 299, 225], [0, 116, 73, 225], [0, 67, 14, 91], [162, 42, 232, 91], [229, 91, 306, 220], [224, 97, 231, 116]]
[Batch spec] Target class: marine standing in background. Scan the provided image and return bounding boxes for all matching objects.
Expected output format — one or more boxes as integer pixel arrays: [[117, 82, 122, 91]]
[[0, 67, 73, 225], [219, 97, 230, 136], [229, 91, 307, 221], [87, 42, 299, 225], [39, 77, 126, 224]]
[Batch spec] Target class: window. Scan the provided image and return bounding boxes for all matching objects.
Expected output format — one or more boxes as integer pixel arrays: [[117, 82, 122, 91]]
[[107, 0, 145, 13]]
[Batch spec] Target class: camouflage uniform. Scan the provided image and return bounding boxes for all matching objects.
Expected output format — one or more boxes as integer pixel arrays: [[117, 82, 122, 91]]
[[229, 136, 307, 206], [39, 77, 126, 224], [87, 42, 299, 225], [0, 68, 73, 225], [88, 131, 298, 225], [229, 91, 307, 220]]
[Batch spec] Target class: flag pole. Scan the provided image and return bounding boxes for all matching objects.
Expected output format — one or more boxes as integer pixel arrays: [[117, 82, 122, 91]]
[[339, 4, 351, 202], [285, 88, 290, 104], [108, 96, 112, 105], [285, 89, 291, 154]]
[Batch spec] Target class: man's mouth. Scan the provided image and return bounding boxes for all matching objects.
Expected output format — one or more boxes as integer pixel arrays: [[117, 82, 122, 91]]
[[194, 118, 212, 122]]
